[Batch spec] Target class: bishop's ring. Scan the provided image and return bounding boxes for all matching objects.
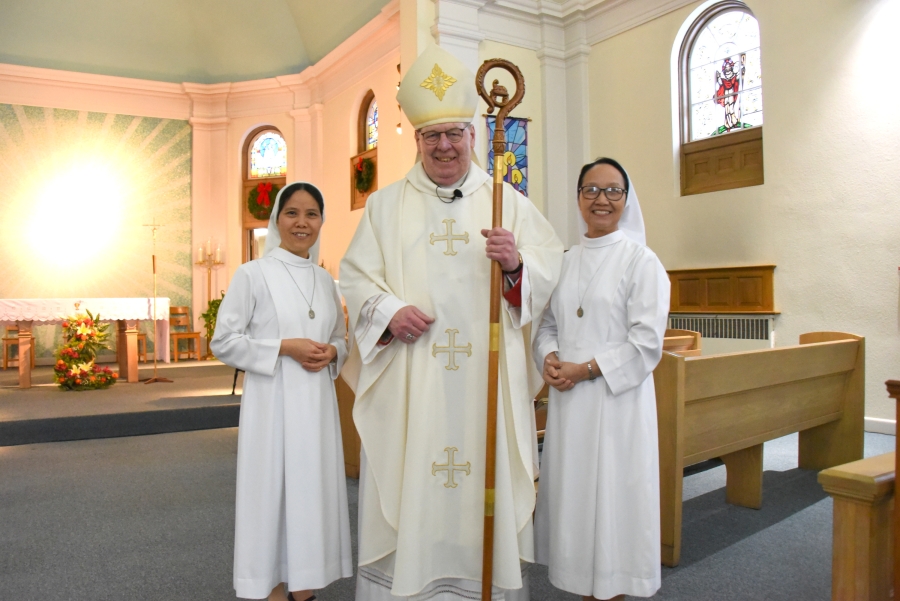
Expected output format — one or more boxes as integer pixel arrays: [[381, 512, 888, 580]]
[[406, 334, 416, 341]]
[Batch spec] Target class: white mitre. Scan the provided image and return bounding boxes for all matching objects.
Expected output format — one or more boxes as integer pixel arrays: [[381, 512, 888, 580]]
[[397, 44, 478, 129]]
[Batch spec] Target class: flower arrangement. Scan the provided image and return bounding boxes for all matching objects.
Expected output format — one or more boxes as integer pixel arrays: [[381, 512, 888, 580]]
[[53, 310, 118, 390], [200, 292, 224, 359], [248, 182, 281, 221]]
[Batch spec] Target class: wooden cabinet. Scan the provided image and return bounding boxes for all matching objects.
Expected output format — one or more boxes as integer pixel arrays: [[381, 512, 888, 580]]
[[668, 265, 775, 313], [681, 127, 763, 196]]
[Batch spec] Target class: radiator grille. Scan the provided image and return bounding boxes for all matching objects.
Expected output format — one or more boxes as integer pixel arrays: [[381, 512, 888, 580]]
[[669, 315, 771, 341]]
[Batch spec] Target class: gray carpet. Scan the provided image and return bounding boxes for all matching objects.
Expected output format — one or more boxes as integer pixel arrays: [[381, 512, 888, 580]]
[[0, 430, 893, 600]]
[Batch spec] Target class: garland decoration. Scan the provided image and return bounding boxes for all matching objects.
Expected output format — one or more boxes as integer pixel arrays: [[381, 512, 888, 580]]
[[248, 182, 281, 221], [53, 309, 118, 391], [355, 157, 376, 193]]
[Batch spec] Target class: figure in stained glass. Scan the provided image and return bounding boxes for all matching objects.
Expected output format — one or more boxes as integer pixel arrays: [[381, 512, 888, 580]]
[[366, 100, 378, 150], [715, 55, 745, 132], [687, 9, 762, 140], [485, 116, 528, 197], [249, 131, 287, 179]]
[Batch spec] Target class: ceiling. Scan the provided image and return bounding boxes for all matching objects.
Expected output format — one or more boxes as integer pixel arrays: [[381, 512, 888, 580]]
[[0, 0, 392, 84]]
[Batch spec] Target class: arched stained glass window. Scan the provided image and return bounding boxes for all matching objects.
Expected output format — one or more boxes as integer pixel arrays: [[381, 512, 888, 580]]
[[248, 130, 287, 179], [366, 98, 379, 150], [686, 5, 762, 141]]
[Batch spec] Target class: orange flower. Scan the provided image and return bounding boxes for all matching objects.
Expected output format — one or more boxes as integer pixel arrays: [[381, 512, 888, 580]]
[[75, 379, 81, 385], [62, 321, 69, 328], [58, 377, 65, 384], [112, 373, 119, 379], [89, 376, 96, 382]]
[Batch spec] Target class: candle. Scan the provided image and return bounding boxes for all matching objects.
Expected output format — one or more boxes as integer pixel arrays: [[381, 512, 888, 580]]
[[197, 246, 204, 263], [215, 246, 221, 263]]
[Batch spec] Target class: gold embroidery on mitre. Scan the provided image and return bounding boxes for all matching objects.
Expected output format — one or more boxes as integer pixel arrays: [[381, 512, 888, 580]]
[[420, 64, 457, 101]]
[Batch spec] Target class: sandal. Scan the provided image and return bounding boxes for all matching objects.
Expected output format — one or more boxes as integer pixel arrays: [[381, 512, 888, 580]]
[[287, 593, 316, 601]]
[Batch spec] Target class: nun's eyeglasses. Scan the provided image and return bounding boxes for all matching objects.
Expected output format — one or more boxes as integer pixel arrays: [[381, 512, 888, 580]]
[[419, 125, 470, 145], [579, 186, 626, 201]]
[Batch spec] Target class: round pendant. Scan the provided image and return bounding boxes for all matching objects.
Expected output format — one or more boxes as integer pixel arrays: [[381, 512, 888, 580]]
[[308, 309, 316, 319], [576, 307, 584, 318]]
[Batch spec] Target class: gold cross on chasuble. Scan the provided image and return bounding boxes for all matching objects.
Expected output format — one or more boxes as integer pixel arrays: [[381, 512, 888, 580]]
[[432, 328, 472, 370], [429, 219, 469, 256], [432, 447, 471, 488]]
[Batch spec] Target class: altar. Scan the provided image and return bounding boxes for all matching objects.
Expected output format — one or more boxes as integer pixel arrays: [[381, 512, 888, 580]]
[[0, 298, 171, 388]]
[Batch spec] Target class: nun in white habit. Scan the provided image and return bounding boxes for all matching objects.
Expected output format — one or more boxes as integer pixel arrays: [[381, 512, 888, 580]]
[[532, 158, 669, 601], [211, 182, 352, 601]]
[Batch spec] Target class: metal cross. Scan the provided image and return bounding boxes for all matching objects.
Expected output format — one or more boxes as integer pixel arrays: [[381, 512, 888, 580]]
[[432, 328, 472, 370], [429, 219, 469, 256], [431, 447, 471, 488]]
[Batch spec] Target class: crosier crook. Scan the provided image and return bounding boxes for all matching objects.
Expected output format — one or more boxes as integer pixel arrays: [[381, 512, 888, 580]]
[[474, 58, 525, 601]]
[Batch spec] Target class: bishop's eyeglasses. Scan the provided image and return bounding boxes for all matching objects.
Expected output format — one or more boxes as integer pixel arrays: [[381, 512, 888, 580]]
[[578, 186, 627, 201], [419, 125, 471, 145]]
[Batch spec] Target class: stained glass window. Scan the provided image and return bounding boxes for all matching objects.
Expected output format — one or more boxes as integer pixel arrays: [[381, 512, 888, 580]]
[[249, 130, 287, 179], [688, 9, 762, 141], [486, 117, 528, 197], [366, 99, 378, 150]]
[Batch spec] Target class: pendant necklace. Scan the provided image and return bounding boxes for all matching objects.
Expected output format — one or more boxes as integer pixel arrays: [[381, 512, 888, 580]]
[[576, 246, 611, 318], [281, 261, 317, 319]]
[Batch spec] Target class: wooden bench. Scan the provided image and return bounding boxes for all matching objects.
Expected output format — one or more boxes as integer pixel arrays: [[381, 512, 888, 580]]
[[819, 452, 894, 601], [663, 328, 702, 357], [654, 331, 864, 566]]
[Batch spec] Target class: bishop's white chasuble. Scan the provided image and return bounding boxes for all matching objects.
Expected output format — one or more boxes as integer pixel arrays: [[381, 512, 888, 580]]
[[340, 162, 563, 599]]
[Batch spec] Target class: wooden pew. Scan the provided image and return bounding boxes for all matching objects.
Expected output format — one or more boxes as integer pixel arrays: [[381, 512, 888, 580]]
[[336, 375, 361, 478], [885, 379, 900, 599], [819, 452, 894, 601], [655, 331, 864, 567], [663, 328, 702, 357]]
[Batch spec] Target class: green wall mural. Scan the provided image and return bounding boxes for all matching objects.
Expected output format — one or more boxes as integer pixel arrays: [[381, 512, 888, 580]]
[[0, 103, 192, 358]]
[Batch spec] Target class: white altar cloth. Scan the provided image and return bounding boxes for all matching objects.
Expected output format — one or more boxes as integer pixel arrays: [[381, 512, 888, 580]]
[[0, 298, 171, 362]]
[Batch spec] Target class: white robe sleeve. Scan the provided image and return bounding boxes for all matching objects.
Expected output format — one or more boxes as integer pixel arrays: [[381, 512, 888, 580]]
[[210, 265, 282, 376], [328, 279, 350, 379], [353, 293, 408, 365], [593, 253, 670, 396], [502, 263, 532, 329], [532, 300, 560, 371], [505, 186, 564, 333]]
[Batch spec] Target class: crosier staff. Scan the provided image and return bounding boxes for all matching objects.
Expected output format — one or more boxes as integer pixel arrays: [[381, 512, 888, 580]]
[[474, 58, 525, 601]]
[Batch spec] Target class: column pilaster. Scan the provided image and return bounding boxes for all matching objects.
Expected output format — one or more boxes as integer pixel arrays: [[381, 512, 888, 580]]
[[184, 83, 230, 339]]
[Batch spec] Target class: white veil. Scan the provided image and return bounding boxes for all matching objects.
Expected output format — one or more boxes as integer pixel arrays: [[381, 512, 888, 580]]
[[263, 181, 325, 264], [577, 163, 646, 246]]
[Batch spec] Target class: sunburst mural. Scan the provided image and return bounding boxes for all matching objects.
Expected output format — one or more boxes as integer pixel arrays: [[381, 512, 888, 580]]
[[0, 104, 192, 358]]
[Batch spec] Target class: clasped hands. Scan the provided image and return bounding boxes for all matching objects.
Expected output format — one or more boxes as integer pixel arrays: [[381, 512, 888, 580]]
[[387, 228, 519, 344], [280, 338, 337, 372], [542, 352, 598, 391]]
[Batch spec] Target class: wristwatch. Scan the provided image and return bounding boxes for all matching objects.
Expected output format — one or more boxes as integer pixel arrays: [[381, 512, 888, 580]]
[[504, 252, 523, 274]]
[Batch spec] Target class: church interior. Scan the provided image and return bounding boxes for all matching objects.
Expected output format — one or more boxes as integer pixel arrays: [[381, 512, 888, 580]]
[[0, 0, 897, 599]]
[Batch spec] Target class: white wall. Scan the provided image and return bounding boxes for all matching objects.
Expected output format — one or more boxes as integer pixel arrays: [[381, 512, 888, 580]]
[[588, 0, 900, 421], [317, 57, 412, 278]]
